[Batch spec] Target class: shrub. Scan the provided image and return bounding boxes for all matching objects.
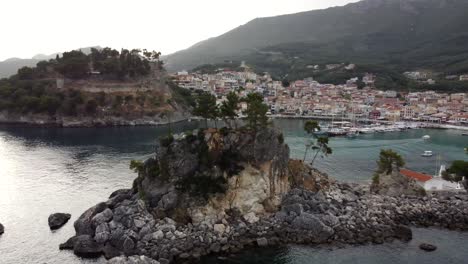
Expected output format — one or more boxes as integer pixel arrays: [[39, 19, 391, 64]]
[[129, 160, 144, 173], [278, 133, 284, 144], [159, 134, 174, 147], [372, 174, 380, 185]]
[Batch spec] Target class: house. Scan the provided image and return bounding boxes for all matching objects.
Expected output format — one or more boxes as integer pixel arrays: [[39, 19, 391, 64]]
[[400, 167, 464, 192], [459, 75, 468, 81]]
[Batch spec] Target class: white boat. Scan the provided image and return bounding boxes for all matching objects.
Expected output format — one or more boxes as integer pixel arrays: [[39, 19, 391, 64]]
[[358, 127, 375, 134], [422, 151, 433, 157], [328, 128, 347, 137], [422, 135, 431, 140]]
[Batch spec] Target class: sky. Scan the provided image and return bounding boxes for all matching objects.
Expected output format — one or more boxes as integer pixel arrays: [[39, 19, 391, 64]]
[[0, 0, 360, 61]]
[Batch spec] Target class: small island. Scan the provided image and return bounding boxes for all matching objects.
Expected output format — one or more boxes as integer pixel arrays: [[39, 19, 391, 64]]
[[0, 48, 192, 127], [60, 94, 468, 263]]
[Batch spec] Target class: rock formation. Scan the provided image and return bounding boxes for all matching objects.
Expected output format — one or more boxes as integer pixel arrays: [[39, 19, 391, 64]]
[[61, 127, 468, 263], [370, 163, 425, 196], [133, 127, 291, 225], [419, 243, 437, 252], [48, 213, 71, 230]]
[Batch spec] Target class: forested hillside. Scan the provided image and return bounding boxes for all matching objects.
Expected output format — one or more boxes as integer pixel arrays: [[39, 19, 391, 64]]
[[164, 0, 468, 92]]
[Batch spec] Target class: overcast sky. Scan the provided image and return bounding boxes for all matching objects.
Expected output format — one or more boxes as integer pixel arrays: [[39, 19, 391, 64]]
[[0, 0, 360, 61]]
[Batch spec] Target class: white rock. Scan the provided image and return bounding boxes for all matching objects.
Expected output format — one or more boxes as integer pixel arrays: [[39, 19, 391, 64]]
[[243, 212, 259, 224], [152, 230, 164, 240], [213, 224, 226, 235]]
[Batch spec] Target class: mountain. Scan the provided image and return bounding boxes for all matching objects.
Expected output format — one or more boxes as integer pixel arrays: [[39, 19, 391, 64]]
[[0, 58, 40, 79], [0, 46, 100, 79], [164, 0, 468, 90]]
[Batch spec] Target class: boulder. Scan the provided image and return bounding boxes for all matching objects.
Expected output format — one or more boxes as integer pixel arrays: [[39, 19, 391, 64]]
[[60, 236, 78, 250], [95, 223, 111, 244], [291, 213, 334, 242], [152, 230, 164, 240], [0, 223, 4, 235], [256, 237, 268, 247], [103, 243, 121, 259], [243, 212, 259, 224], [419, 243, 437, 252], [213, 224, 226, 235], [282, 203, 303, 216], [73, 235, 103, 258], [394, 225, 412, 242], [74, 202, 108, 236], [92, 208, 113, 228], [48, 213, 71, 230]]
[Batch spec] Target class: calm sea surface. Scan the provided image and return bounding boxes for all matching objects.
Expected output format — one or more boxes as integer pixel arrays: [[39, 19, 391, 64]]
[[0, 119, 467, 264]]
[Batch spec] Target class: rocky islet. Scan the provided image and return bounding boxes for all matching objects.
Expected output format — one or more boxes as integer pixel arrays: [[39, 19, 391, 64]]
[[59, 128, 468, 263]]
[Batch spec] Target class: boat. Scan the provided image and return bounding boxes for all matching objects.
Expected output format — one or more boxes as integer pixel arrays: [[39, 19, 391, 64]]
[[422, 135, 431, 140], [462, 133, 468, 136], [358, 127, 375, 134], [421, 151, 433, 157], [328, 128, 347, 137]]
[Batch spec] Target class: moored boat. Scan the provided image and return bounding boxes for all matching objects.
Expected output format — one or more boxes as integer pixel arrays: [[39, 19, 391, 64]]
[[421, 151, 433, 157]]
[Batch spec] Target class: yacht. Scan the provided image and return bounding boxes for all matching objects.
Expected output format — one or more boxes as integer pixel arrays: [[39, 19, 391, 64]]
[[422, 135, 431, 140], [328, 128, 347, 137], [358, 127, 375, 134], [422, 151, 433, 157]]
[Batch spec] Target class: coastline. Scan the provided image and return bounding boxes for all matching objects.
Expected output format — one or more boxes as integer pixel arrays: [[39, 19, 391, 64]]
[[0, 111, 191, 128], [1, 112, 467, 132], [269, 115, 468, 131]]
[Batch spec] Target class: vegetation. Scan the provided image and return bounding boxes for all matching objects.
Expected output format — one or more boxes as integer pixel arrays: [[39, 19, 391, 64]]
[[443, 160, 468, 182], [220, 91, 240, 128], [302, 120, 332, 167], [0, 47, 183, 118], [243, 92, 268, 133], [376, 149, 405, 175], [130, 160, 144, 174], [193, 92, 218, 128]]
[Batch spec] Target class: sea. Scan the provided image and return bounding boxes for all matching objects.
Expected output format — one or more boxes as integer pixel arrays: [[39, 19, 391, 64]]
[[0, 119, 467, 264]]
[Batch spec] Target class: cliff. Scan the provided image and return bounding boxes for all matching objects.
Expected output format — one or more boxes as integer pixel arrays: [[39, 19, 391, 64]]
[[133, 127, 291, 224]]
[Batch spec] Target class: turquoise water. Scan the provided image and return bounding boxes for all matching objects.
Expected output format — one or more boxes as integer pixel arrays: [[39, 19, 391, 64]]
[[0, 120, 466, 264], [279, 119, 467, 182]]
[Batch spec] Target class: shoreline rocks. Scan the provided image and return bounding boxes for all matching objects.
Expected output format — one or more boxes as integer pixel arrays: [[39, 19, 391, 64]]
[[48, 213, 71, 230], [60, 182, 468, 263]]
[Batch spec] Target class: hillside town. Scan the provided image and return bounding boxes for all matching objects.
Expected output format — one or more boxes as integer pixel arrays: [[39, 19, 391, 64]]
[[172, 69, 468, 126]]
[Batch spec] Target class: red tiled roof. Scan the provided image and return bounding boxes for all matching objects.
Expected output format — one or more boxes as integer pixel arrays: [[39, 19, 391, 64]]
[[400, 169, 433, 182]]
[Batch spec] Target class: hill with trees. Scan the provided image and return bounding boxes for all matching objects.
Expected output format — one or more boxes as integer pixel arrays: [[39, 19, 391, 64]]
[[164, 0, 468, 92], [0, 47, 193, 126], [0, 47, 100, 79]]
